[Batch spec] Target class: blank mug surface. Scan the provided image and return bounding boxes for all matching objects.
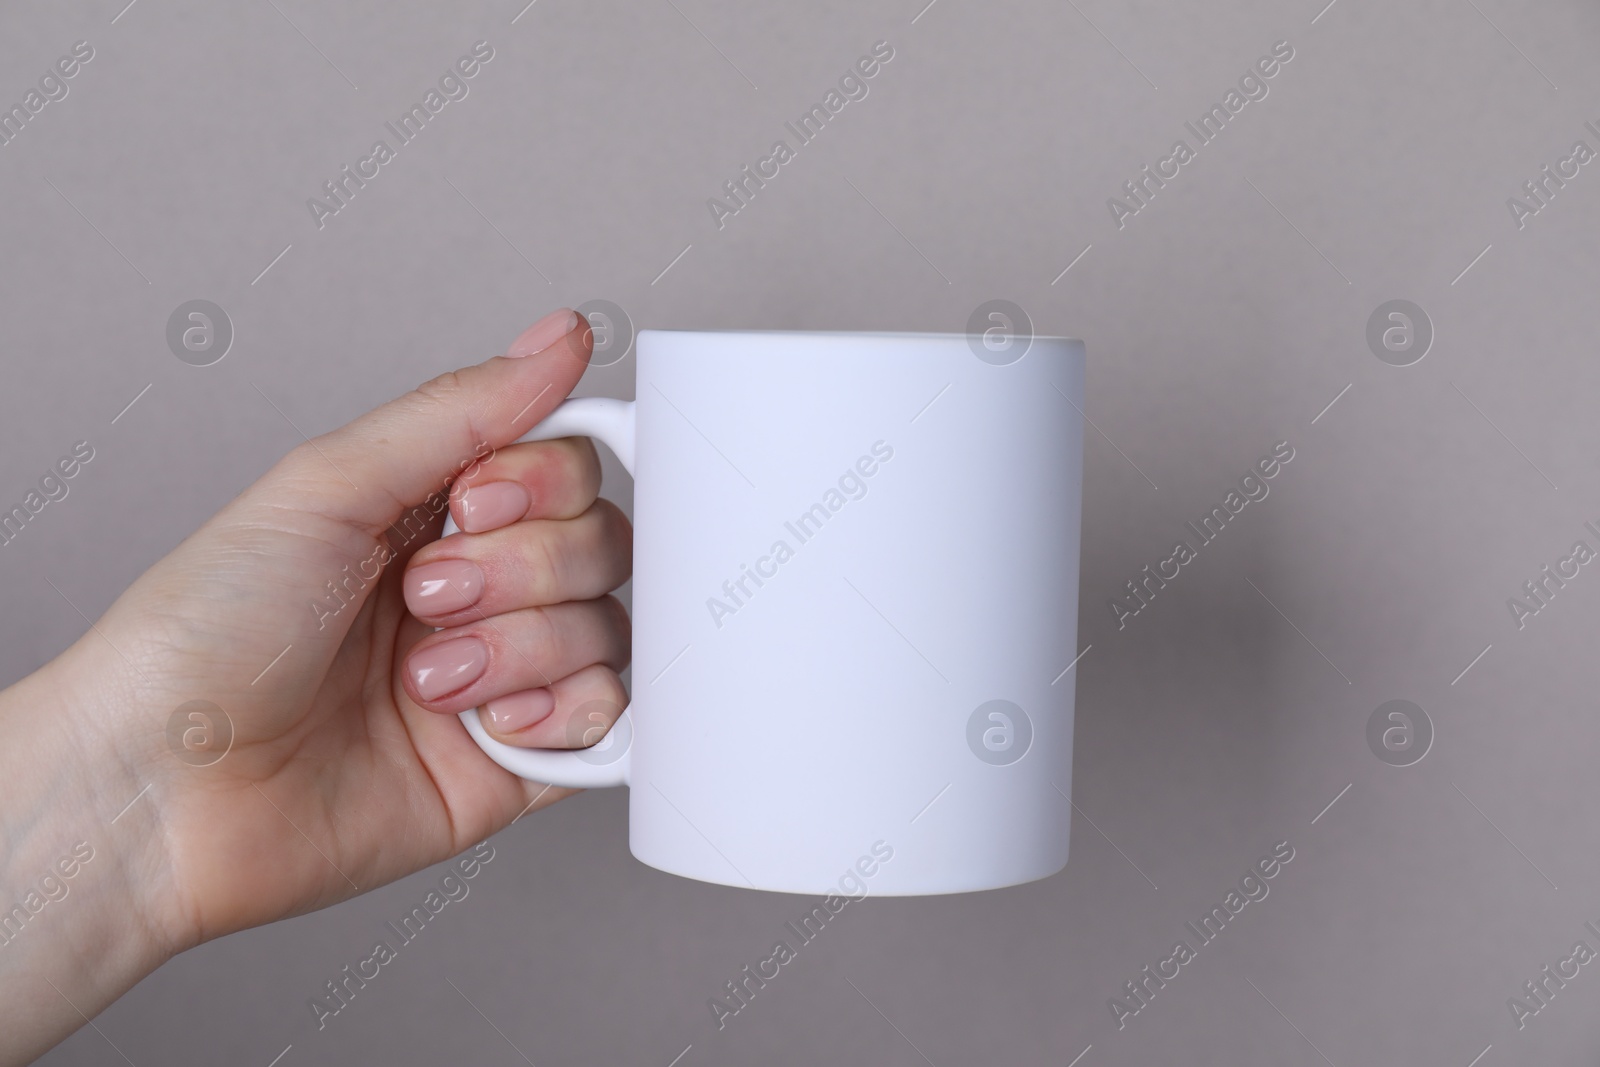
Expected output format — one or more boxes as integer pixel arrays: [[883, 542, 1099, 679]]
[[623, 330, 1084, 895]]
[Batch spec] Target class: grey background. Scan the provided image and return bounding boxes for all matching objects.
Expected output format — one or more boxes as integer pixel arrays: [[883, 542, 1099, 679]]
[[3, 0, 1598, 1063]]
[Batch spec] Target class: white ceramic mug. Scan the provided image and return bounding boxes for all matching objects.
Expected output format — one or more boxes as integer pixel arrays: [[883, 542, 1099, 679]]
[[439, 329, 1085, 895]]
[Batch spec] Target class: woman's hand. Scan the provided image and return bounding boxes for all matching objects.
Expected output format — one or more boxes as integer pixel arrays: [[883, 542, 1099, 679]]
[[0, 309, 632, 1064]]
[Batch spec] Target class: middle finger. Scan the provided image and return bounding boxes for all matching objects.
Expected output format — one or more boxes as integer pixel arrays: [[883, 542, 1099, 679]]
[[402, 499, 632, 626]]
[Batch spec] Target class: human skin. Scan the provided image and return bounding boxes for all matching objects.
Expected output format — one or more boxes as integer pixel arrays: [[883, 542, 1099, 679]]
[[0, 310, 633, 1065]]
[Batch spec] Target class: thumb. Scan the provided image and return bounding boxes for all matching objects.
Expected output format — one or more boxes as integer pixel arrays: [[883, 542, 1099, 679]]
[[265, 308, 591, 540]]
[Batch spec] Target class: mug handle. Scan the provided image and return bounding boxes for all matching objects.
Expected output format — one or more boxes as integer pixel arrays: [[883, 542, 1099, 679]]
[[439, 396, 636, 788]]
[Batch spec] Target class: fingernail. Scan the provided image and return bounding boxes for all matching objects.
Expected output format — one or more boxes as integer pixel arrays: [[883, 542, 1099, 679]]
[[505, 308, 577, 358], [404, 559, 485, 616], [408, 637, 489, 701], [485, 688, 556, 732], [458, 481, 530, 533]]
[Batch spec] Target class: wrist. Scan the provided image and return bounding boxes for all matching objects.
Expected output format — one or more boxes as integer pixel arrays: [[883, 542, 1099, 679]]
[[0, 644, 192, 1063]]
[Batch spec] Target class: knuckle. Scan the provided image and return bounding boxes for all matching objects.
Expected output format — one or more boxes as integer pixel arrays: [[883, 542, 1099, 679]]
[[573, 435, 602, 479], [529, 522, 568, 592], [599, 666, 630, 709], [599, 594, 632, 666], [413, 370, 467, 406], [600, 592, 631, 630], [526, 604, 562, 661], [547, 436, 600, 492], [598, 498, 634, 549], [588, 502, 634, 585], [411, 371, 488, 455]]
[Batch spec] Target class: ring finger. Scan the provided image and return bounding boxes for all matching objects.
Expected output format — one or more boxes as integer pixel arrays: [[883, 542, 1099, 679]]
[[401, 596, 630, 715]]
